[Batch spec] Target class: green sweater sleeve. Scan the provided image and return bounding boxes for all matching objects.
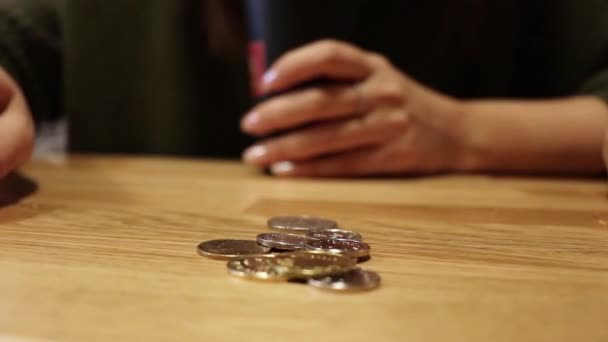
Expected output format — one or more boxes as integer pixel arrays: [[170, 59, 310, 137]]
[[0, 0, 63, 124], [580, 69, 608, 103], [556, 1, 608, 103]]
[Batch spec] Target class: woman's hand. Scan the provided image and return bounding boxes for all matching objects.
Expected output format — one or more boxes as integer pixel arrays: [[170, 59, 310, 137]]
[[0, 67, 35, 178], [240, 40, 471, 177]]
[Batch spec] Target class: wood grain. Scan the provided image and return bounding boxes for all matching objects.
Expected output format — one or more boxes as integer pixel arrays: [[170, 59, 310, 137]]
[[1, 155, 607, 342]]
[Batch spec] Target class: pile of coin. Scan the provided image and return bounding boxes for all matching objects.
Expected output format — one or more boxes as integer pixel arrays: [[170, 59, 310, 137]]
[[196, 215, 381, 292]]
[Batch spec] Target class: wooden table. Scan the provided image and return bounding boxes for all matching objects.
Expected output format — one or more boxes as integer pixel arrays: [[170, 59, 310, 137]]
[[1, 155, 607, 342]]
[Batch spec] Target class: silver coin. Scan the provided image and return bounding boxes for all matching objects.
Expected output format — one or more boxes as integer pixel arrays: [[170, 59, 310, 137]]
[[267, 215, 338, 232], [308, 269, 381, 291], [305, 239, 370, 258], [256, 233, 309, 250], [197, 239, 271, 260], [306, 229, 362, 241]]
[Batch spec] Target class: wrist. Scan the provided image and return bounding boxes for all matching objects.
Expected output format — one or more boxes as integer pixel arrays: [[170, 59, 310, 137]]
[[424, 95, 487, 172], [444, 99, 489, 172]]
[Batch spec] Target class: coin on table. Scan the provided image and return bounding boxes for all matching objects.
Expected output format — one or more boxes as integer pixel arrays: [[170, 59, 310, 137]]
[[305, 239, 370, 258], [256, 232, 309, 250], [227, 255, 289, 281], [267, 215, 338, 232], [308, 268, 381, 292], [272, 250, 357, 278], [197, 239, 271, 260], [306, 229, 363, 241]]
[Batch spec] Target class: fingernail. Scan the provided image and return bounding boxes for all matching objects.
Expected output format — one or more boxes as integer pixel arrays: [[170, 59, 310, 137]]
[[241, 111, 261, 132], [243, 145, 268, 164], [262, 70, 277, 86], [271, 161, 295, 175]]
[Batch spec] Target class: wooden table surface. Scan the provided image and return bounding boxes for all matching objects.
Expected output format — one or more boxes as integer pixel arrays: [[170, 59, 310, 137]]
[[1, 155, 607, 342]]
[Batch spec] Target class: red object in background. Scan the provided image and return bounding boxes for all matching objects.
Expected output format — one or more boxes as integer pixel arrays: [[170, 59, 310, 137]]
[[248, 40, 267, 97]]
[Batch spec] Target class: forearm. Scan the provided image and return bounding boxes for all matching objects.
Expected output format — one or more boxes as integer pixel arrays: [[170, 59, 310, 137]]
[[457, 96, 608, 175]]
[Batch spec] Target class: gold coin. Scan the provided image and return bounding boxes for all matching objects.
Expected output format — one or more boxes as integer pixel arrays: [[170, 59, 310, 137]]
[[308, 268, 381, 292], [305, 239, 370, 258], [226, 255, 289, 281], [197, 239, 271, 260], [267, 215, 338, 232], [272, 251, 357, 278]]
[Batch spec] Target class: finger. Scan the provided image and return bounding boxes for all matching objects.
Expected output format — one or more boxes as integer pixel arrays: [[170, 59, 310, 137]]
[[268, 147, 401, 177], [0, 68, 35, 178], [241, 84, 361, 136], [260, 40, 373, 95], [243, 73, 408, 136], [243, 109, 409, 166]]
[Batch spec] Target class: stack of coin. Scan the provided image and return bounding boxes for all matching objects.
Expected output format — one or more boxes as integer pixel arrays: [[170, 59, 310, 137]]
[[196, 215, 381, 292]]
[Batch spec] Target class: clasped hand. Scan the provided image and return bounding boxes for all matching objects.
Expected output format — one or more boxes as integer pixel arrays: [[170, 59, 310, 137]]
[[241, 40, 471, 177]]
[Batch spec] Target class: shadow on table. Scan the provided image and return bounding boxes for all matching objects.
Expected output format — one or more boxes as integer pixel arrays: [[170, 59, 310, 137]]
[[0, 172, 39, 208]]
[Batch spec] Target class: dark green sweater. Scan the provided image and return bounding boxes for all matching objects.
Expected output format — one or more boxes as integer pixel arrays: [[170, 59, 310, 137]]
[[0, 0, 607, 157]]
